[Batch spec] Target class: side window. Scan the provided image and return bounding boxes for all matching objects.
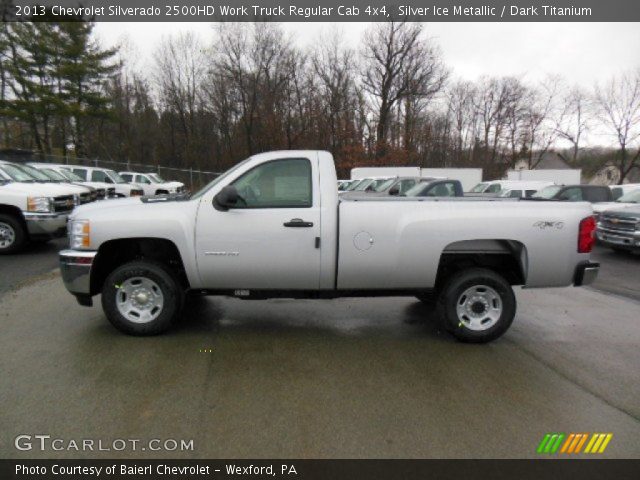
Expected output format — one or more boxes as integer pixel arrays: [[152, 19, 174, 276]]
[[231, 158, 312, 208], [91, 170, 108, 182], [72, 169, 87, 180], [121, 174, 133, 182], [525, 190, 536, 198], [509, 190, 522, 198], [136, 175, 151, 184], [427, 182, 456, 197], [486, 183, 502, 193], [586, 188, 610, 203], [611, 187, 622, 200], [398, 179, 417, 194], [558, 187, 582, 201]]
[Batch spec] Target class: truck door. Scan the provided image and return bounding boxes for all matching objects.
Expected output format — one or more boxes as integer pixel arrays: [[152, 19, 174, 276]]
[[195, 157, 322, 290]]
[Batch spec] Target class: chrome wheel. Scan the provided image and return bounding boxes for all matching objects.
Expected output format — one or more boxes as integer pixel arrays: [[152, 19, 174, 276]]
[[455, 285, 502, 331], [116, 277, 164, 324], [0, 222, 16, 249]]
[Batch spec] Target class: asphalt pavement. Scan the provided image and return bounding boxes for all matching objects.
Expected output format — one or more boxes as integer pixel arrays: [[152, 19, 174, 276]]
[[0, 243, 639, 459]]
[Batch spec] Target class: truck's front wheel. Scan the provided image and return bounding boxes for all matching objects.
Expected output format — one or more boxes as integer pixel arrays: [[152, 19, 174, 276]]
[[102, 260, 184, 335], [437, 268, 516, 343], [0, 214, 26, 255]]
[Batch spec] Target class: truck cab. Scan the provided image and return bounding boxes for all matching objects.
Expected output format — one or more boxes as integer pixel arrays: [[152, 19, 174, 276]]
[[69, 166, 144, 197]]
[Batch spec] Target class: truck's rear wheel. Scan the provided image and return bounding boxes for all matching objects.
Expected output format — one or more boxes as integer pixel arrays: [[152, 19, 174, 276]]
[[437, 268, 516, 343], [0, 214, 26, 254], [102, 260, 183, 335]]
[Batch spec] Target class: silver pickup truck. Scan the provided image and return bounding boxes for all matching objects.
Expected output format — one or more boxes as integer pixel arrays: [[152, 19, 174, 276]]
[[59, 151, 599, 343]]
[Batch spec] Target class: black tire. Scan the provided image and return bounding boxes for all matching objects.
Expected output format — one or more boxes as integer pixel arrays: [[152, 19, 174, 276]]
[[436, 268, 516, 343], [0, 213, 27, 255], [101, 260, 184, 335], [611, 247, 628, 254]]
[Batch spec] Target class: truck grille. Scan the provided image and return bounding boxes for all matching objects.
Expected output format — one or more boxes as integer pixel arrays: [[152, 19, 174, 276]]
[[95, 188, 106, 200], [600, 214, 638, 233], [107, 188, 116, 198], [52, 195, 75, 213], [79, 192, 92, 204]]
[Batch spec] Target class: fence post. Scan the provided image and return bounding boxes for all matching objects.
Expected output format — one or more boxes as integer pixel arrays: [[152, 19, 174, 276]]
[[190, 167, 194, 191]]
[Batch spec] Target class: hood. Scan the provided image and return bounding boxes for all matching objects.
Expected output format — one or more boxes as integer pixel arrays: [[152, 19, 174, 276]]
[[0, 181, 80, 197], [82, 181, 112, 190], [593, 202, 636, 213], [70, 196, 142, 219], [600, 205, 640, 218]]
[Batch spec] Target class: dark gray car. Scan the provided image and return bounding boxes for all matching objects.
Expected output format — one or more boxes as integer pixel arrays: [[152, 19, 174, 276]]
[[596, 205, 640, 253]]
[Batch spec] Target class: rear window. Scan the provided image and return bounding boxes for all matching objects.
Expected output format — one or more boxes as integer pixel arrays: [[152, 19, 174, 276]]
[[585, 188, 611, 203]]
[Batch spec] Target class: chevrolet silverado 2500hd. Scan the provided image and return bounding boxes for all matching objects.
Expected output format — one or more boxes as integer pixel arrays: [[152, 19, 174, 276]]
[[59, 151, 599, 343]]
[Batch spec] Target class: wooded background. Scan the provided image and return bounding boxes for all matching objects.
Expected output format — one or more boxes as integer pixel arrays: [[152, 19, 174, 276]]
[[1, 18, 639, 182]]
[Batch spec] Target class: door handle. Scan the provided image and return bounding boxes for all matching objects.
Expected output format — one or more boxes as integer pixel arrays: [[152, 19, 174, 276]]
[[283, 218, 314, 228]]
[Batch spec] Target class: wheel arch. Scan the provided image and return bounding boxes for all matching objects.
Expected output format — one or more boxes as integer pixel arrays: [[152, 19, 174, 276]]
[[90, 237, 190, 295], [435, 239, 528, 290]]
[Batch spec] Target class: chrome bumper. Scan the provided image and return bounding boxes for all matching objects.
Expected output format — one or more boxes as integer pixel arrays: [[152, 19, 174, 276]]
[[574, 262, 600, 287], [24, 212, 68, 238], [59, 249, 97, 299], [596, 229, 640, 249]]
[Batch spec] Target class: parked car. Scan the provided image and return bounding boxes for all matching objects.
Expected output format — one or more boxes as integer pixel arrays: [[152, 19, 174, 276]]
[[497, 181, 555, 198], [340, 177, 391, 194], [341, 176, 432, 198], [337, 180, 356, 191], [29, 163, 116, 199], [592, 188, 640, 216], [596, 205, 640, 253], [403, 179, 464, 197], [59, 150, 598, 344], [119, 171, 185, 196], [1, 161, 94, 206], [69, 166, 144, 197], [609, 183, 640, 200], [0, 172, 74, 254], [469, 180, 552, 197], [529, 185, 613, 203]]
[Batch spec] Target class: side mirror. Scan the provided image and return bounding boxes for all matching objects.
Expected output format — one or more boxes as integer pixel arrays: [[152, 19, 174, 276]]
[[213, 185, 240, 211], [388, 186, 400, 196]]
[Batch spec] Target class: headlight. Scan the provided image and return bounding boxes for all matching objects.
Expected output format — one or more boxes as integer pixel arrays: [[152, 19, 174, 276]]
[[27, 196, 52, 213], [69, 219, 90, 249]]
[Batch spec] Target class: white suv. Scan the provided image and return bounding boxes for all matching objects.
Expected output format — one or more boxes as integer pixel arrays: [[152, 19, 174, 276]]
[[119, 171, 185, 196], [68, 166, 144, 197]]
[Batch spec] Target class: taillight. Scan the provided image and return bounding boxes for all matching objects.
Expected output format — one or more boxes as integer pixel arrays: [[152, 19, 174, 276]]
[[578, 216, 596, 253]]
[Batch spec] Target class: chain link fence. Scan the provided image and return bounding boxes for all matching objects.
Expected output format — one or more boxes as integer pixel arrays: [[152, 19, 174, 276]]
[[0, 150, 221, 191]]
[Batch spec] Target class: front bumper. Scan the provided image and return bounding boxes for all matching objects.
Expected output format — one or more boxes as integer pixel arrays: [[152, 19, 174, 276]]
[[24, 212, 68, 239], [574, 261, 600, 287], [59, 249, 97, 301], [596, 229, 640, 250]]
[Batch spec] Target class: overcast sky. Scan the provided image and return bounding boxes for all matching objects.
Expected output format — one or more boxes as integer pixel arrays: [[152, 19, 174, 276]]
[[95, 22, 640, 87]]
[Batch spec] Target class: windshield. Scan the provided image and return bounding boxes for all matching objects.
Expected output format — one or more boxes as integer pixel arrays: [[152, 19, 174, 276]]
[[374, 178, 396, 192], [59, 169, 83, 181], [470, 183, 488, 193], [148, 173, 164, 183], [404, 182, 428, 197], [39, 168, 68, 181], [617, 189, 640, 203], [345, 179, 366, 191], [106, 170, 128, 184], [0, 164, 36, 182], [190, 157, 252, 200], [15, 164, 53, 182], [532, 185, 562, 199]]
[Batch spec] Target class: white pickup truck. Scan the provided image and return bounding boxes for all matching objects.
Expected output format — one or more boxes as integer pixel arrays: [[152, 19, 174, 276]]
[[0, 178, 73, 253], [59, 151, 599, 343]]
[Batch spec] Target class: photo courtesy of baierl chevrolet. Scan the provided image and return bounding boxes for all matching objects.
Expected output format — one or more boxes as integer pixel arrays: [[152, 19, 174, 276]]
[[1, 0, 640, 477]]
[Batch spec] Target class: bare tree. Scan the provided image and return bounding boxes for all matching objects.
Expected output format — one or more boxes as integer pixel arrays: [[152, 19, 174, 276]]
[[555, 85, 590, 163], [521, 76, 561, 169], [361, 21, 447, 156], [594, 70, 640, 184]]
